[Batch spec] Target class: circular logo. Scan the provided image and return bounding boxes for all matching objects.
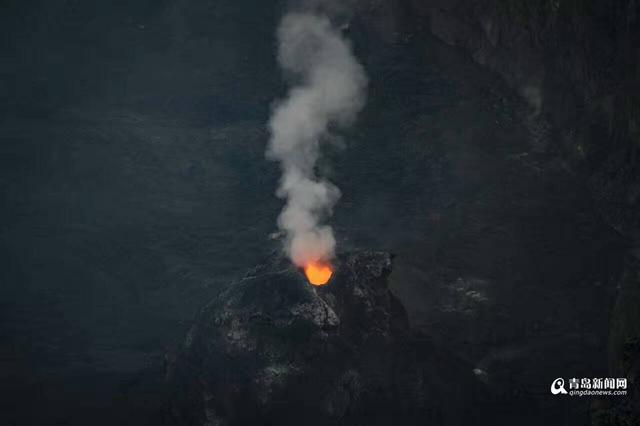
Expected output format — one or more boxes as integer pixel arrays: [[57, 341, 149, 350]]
[[551, 378, 568, 395]]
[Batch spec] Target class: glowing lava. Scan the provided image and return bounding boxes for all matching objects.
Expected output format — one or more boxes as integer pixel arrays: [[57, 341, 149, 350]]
[[303, 262, 333, 286]]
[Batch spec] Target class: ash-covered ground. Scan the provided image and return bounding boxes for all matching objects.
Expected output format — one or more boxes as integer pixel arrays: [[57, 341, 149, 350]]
[[0, 1, 635, 425]]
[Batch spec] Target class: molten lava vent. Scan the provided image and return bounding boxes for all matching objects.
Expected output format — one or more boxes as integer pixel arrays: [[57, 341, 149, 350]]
[[303, 261, 333, 286]]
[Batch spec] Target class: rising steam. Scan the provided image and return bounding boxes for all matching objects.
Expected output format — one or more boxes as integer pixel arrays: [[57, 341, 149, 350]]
[[267, 12, 367, 267]]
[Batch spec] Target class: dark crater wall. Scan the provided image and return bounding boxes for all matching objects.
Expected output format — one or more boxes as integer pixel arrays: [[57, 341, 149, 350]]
[[352, 0, 640, 422]]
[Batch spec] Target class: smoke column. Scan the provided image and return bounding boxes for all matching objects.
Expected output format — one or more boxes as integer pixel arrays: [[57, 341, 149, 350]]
[[267, 11, 367, 267]]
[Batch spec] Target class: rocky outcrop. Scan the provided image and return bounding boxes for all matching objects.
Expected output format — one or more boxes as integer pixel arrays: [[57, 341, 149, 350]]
[[165, 251, 477, 425]]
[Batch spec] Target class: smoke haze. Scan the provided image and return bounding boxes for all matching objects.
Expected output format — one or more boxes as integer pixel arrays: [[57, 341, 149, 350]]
[[267, 12, 367, 266]]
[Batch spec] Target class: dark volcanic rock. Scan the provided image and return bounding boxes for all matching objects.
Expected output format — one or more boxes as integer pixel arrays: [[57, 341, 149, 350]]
[[166, 251, 476, 425]]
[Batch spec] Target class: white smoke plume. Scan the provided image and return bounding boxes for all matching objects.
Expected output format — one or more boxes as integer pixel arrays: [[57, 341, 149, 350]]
[[267, 12, 367, 267]]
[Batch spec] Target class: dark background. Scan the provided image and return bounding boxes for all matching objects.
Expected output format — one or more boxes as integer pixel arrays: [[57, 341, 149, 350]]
[[1, 1, 637, 425]]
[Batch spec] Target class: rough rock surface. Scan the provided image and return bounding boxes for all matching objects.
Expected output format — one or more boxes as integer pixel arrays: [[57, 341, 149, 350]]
[[405, 4, 640, 423], [166, 251, 477, 425], [350, 2, 640, 423]]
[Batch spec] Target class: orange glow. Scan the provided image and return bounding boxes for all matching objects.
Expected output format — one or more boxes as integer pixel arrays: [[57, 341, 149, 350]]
[[304, 262, 333, 286]]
